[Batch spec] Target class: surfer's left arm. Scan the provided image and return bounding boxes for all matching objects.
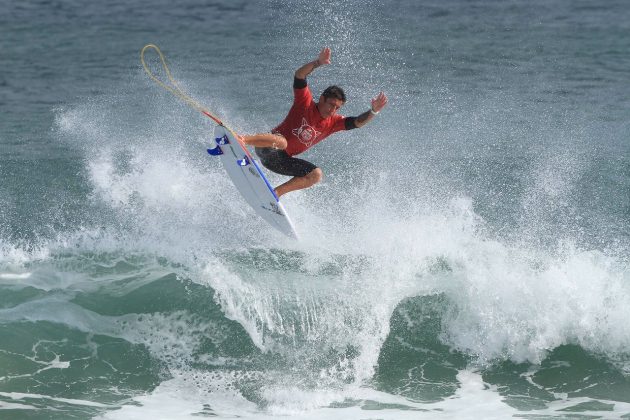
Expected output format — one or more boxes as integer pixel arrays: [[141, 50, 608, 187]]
[[351, 92, 388, 128]]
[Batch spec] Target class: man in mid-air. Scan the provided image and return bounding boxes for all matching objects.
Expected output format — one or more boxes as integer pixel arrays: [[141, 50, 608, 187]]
[[240, 47, 388, 197]]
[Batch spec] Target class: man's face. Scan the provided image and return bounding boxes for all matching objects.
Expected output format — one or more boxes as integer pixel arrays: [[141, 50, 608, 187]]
[[318, 96, 344, 118]]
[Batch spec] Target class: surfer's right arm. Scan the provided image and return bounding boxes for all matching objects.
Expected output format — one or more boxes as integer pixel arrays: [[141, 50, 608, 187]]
[[295, 47, 331, 80]]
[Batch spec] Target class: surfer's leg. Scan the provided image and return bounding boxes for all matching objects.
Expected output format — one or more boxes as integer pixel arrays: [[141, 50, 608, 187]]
[[274, 168, 323, 197], [241, 133, 287, 150], [254, 149, 321, 197]]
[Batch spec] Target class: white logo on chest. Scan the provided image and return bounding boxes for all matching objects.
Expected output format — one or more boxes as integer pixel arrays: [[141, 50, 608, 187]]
[[292, 118, 321, 147]]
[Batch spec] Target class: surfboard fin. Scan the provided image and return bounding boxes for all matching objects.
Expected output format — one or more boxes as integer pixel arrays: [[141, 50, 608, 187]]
[[237, 156, 250, 166], [216, 135, 230, 145], [207, 147, 223, 155]]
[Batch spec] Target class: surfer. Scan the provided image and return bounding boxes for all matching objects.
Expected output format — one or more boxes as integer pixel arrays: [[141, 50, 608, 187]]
[[239, 47, 388, 197]]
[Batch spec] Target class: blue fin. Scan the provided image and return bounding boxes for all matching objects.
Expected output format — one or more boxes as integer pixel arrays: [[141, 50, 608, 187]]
[[215, 135, 229, 145], [207, 147, 223, 156], [237, 156, 250, 166]]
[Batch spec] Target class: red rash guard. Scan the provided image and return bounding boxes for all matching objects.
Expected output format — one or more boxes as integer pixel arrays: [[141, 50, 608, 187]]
[[273, 78, 354, 156]]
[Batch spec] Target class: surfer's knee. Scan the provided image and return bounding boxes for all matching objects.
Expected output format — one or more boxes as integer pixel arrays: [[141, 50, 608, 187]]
[[272, 134, 287, 150], [306, 168, 323, 185]]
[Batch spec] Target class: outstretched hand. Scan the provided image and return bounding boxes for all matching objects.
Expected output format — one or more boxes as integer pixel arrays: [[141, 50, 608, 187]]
[[371, 92, 388, 113], [317, 47, 331, 66]]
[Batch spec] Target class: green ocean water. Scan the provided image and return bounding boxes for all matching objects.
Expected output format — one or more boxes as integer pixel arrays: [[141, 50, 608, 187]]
[[1, 0, 629, 418]]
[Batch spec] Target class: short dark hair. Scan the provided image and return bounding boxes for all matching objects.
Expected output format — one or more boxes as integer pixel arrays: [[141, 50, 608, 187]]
[[321, 85, 346, 103]]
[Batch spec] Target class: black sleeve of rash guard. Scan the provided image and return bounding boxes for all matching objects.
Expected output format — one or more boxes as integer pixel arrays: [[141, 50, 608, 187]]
[[344, 117, 358, 130], [293, 77, 307, 89]]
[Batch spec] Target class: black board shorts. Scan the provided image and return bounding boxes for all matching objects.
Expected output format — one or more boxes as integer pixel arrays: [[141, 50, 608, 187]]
[[255, 147, 317, 177]]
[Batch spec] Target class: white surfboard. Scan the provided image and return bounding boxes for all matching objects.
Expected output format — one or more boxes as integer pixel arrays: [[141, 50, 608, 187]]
[[207, 125, 299, 239]]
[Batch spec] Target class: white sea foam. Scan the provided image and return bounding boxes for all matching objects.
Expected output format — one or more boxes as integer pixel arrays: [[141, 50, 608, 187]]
[[0, 392, 110, 408], [191, 186, 630, 402], [0, 296, 224, 370], [0, 240, 50, 270], [96, 367, 630, 419], [0, 400, 34, 410], [440, 241, 630, 364]]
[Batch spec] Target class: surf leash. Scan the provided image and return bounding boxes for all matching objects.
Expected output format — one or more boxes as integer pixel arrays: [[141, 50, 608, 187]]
[[140, 44, 224, 126]]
